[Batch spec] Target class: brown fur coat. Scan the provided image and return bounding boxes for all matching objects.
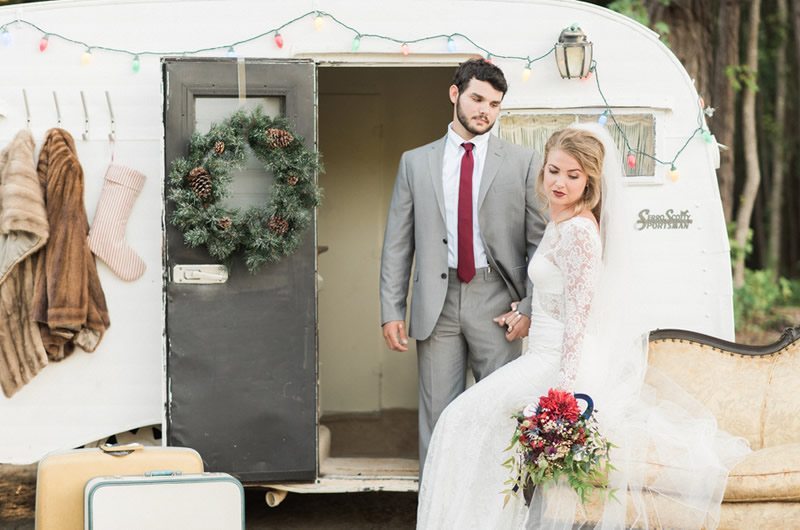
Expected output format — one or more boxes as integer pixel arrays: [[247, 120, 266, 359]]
[[0, 130, 50, 397], [33, 128, 110, 361]]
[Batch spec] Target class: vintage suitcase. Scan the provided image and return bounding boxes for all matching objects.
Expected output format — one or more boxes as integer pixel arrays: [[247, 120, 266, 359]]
[[35, 443, 204, 530], [84, 472, 244, 530]]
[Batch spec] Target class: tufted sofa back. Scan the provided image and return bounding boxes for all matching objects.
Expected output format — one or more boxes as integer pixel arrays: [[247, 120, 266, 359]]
[[647, 329, 800, 451]]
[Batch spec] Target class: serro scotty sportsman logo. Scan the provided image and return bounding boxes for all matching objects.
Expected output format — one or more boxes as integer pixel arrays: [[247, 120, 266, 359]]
[[635, 209, 693, 230]]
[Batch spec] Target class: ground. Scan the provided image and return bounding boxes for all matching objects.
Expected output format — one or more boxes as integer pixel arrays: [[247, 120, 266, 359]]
[[0, 463, 418, 529], [0, 411, 419, 529]]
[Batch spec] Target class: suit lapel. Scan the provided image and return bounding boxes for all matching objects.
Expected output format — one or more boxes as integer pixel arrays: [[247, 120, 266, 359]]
[[478, 135, 504, 210], [428, 136, 446, 223]]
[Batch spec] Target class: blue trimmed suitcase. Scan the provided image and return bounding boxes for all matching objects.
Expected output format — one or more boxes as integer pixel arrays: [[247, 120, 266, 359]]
[[83, 471, 244, 530]]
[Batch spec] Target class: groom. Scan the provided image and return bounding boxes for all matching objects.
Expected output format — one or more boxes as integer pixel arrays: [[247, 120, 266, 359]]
[[380, 59, 546, 468]]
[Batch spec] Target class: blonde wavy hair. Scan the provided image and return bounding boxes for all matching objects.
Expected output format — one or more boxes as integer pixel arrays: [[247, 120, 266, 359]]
[[536, 127, 605, 220]]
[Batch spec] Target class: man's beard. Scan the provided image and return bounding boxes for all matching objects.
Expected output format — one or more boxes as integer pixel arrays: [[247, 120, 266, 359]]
[[456, 97, 493, 136]]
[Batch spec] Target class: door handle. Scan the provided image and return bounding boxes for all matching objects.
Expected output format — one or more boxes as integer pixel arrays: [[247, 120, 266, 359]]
[[184, 270, 225, 281], [173, 264, 229, 284]]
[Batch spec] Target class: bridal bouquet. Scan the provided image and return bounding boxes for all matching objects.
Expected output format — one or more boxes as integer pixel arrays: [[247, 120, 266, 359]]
[[503, 388, 614, 505]]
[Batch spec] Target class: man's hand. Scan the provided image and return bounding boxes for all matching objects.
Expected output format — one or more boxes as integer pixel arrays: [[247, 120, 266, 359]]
[[492, 302, 531, 342], [382, 320, 409, 351]]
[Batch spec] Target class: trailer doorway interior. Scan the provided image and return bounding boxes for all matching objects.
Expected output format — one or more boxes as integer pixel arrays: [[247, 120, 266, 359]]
[[316, 66, 452, 478]]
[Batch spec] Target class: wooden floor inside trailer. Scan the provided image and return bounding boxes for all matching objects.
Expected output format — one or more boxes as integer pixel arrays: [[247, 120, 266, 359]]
[[267, 410, 420, 494]]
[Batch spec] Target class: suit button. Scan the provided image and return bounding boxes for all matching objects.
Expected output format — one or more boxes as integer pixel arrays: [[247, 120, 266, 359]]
[[442, 238, 447, 244], [441, 273, 447, 279]]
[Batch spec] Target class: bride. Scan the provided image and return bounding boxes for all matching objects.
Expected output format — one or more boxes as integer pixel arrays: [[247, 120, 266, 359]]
[[417, 124, 750, 529]]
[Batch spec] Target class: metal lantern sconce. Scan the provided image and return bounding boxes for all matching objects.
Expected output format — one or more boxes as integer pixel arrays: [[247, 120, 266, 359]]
[[555, 25, 593, 79]]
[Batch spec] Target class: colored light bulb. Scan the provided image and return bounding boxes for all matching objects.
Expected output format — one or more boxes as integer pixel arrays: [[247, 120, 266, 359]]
[[352, 35, 361, 52], [226, 46, 236, 58], [522, 66, 532, 82], [669, 165, 680, 182], [81, 49, 92, 65], [597, 112, 608, 126], [485, 54, 493, 64], [314, 14, 324, 31], [1, 29, 12, 48], [274, 33, 284, 49], [626, 154, 637, 169], [701, 130, 713, 143], [39, 35, 49, 52], [401, 43, 409, 56], [447, 37, 456, 52], [132, 55, 141, 73]]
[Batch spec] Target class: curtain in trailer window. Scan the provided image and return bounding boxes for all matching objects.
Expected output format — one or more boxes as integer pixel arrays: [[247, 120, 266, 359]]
[[498, 113, 656, 177]]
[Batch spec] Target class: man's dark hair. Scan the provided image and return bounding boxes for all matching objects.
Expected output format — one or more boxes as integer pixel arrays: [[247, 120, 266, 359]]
[[452, 59, 508, 95]]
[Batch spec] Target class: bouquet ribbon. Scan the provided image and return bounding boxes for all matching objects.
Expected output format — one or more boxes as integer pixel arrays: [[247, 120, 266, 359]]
[[574, 393, 594, 421]]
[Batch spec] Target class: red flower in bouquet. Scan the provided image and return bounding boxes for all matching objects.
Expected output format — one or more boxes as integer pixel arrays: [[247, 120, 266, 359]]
[[538, 388, 581, 422]]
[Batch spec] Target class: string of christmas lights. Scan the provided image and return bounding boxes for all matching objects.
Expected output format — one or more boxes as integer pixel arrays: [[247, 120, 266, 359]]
[[590, 61, 713, 181], [0, 9, 714, 179]]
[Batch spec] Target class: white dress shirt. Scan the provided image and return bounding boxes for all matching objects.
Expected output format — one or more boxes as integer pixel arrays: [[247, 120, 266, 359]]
[[443, 124, 490, 270]]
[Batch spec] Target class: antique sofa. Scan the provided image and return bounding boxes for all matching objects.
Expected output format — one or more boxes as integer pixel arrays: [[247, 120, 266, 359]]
[[580, 326, 800, 529]]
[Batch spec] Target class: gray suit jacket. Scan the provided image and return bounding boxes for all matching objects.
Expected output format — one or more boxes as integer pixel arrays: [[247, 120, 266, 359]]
[[380, 133, 547, 340]]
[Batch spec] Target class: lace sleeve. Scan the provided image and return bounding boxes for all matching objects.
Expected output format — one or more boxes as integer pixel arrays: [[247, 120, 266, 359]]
[[552, 219, 602, 391]]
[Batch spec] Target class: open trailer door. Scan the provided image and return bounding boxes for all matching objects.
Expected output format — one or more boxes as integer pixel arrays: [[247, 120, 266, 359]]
[[163, 58, 317, 482]]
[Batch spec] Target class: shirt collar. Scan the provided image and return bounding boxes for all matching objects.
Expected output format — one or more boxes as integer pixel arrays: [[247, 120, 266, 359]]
[[446, 123, 491, 151]]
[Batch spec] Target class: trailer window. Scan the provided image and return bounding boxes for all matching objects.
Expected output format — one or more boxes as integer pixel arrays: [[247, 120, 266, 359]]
[[498, 113, 656, 178]]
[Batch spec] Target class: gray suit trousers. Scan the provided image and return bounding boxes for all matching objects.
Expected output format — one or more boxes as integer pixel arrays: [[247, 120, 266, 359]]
[[417, 267, 522, 472]]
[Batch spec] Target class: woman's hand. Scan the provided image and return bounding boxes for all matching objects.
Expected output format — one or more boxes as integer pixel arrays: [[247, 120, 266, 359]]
[[493, 302, 530, 341]]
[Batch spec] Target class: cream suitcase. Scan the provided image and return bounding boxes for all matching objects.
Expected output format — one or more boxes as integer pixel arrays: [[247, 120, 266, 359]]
[[36, 444, 204, 530], [84, 472, 244, 530]]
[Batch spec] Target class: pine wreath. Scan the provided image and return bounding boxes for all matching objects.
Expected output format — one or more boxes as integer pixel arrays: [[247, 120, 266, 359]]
[[167, 108, 322, 273]]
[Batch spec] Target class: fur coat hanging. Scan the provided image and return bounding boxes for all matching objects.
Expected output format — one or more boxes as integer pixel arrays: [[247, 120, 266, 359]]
[[33, 128, 110, 361], [0, 130, 50, 397]]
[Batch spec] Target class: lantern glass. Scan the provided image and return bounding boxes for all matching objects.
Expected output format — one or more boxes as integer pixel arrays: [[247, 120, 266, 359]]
[[555, 26, 593, 79]]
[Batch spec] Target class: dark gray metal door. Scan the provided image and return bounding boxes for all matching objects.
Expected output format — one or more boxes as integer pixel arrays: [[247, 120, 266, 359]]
[[164, 59, 317, 482]]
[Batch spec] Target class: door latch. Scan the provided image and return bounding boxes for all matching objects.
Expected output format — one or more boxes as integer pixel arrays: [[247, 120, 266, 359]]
[[173, 264, 229, 284]]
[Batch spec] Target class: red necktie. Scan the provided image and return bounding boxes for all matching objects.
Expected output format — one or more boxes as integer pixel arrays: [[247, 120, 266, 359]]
[[458, 142, 475, 283]]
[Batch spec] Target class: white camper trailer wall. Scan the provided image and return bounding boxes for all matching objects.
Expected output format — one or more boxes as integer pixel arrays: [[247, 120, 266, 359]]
[[0, 38, 166, 462], [0, 86, 165, 464], [0, 0, 732, 466]]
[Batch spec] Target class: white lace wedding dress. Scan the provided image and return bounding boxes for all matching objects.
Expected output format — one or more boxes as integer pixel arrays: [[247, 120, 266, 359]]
[[417, 216, 750, 529]]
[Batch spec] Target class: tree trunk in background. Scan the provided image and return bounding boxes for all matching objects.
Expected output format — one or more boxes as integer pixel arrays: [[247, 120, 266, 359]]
[[790, 0, 800, 276], [711, 0, 741, 223], [734, 0, 762, 287], [647, 0, 713, 96], [768, 0, 788, 276]]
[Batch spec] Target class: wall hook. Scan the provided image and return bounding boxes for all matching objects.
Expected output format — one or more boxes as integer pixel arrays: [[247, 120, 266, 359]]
[[105, 90, 116, 142], [80, 90, 90, 140], [52, 91, 61, 126], [22, 89, 31, 130]]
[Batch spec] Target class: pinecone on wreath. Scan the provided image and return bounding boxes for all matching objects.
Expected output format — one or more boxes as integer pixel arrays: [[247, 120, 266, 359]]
[[213, 141, 226, 155], [217, 216, 232, 230], [286, 174, 299, 186], [266, 128, 294, 149], [187, 166, 212, 200], [268, 215, 290, 235]]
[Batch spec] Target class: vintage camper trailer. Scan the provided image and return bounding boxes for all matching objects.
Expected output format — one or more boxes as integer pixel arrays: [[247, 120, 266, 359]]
[[0, 0, 731, 502]]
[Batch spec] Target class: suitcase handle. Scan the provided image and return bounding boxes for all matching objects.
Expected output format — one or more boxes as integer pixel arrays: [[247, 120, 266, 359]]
[[145, 470, 184, 477], [99, 442, 144, 456]]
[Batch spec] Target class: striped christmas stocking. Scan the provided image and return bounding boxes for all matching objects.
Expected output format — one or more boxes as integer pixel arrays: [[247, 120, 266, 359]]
[[88, 164, 146, 281]]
